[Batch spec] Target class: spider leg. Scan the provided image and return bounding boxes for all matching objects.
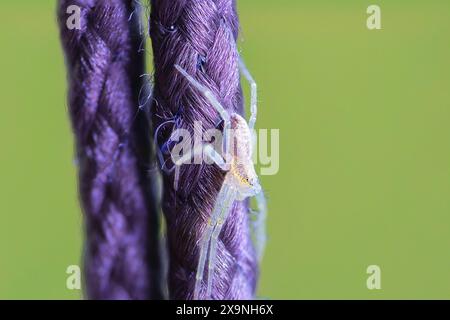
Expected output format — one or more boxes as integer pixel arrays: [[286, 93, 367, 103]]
[[171, 141, 201, 190], [173, 144, 229, 190], [194, 220, 214, 300], [194, 183, 233, 300], [206, 188, 237, 298], [251, 189, 267, 262], [203, 144, 230, 171], [174, 64, 233, 163], [175, 65, 230, 124], [238, 58, 258, 130]]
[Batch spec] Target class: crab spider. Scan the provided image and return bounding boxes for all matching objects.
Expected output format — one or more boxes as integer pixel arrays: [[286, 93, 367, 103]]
[[174, 60, 266, 300]]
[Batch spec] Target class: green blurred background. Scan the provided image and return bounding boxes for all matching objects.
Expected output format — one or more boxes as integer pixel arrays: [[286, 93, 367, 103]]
[[1, 0, 450, 299]]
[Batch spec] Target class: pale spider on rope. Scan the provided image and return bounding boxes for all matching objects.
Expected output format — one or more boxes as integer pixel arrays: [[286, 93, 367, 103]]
[[174, 59, 266, 300]]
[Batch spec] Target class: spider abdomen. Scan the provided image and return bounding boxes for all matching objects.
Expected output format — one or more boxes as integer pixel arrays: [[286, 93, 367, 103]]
[[227, 114, 259, 196]]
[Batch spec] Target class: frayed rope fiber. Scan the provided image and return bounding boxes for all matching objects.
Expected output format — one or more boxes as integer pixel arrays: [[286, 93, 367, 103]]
[[150, 0, 258, 299], [58, 0, 162, 299]]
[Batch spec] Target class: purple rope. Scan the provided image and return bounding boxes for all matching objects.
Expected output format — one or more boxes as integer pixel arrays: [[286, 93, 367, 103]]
[[58, 0, 162, 299], [150, 0, 258, 299]]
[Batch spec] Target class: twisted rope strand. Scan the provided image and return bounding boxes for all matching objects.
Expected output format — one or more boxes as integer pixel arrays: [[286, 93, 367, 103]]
[[58, 0, 161, 299], [150, 0, 258, 299]]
